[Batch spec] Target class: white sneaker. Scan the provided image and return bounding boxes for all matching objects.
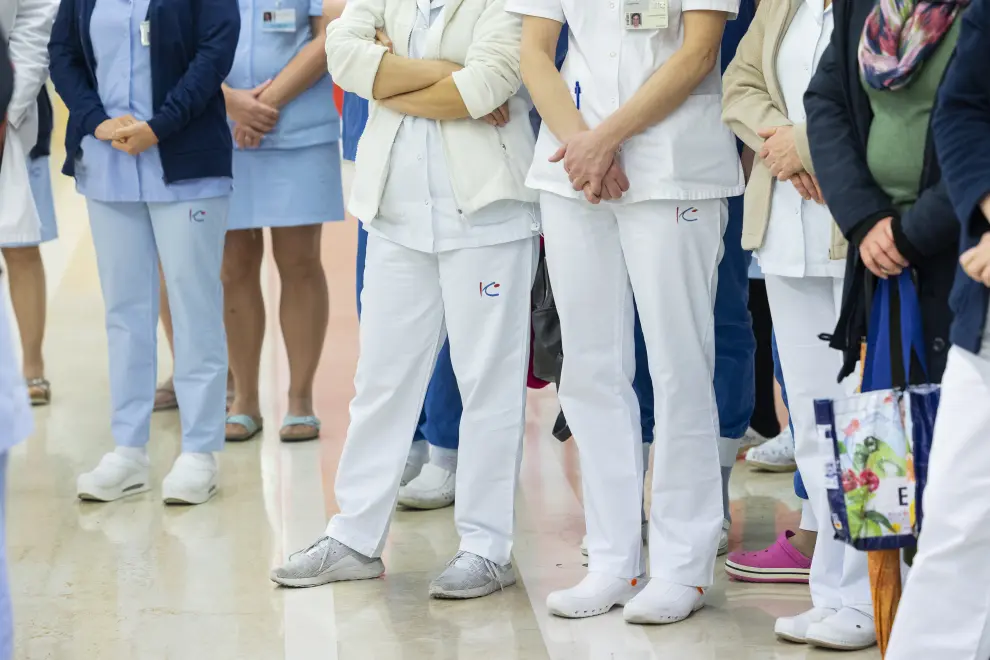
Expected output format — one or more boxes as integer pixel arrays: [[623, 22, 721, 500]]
[[624, 578, 705, 625], [719, 519, 730, 556], [77, 451, 151, 502], [805, 607, 877, 651], [162, 453, 218, 505], [775, 607, 838, 644], [397, 463, 455, 510], [582, 520, 647, 557], [547, 572, 646, 619], [740, 426, 771, 452], [746, 428, 797, 472]]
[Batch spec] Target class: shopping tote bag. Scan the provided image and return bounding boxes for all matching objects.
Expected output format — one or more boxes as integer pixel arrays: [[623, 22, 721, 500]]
[[816, 274, 940, 551]]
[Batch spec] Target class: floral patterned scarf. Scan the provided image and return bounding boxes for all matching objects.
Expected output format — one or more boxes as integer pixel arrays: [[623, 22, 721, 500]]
[[859, 0, 969, 91]]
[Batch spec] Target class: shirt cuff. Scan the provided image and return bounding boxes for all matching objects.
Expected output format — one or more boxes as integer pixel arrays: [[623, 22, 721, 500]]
[[890, 215, 925, 265], [682, 0, 740, 19], [504, 1, 565, 23]]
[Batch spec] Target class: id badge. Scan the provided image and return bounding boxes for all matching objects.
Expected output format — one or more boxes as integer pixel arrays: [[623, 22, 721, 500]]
[[261, 8, 297, 32], [140, 20, 151, 46], [623, 0, 668, 29]]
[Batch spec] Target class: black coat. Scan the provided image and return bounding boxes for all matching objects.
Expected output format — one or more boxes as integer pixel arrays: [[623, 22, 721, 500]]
[[804, 0, 959, 384], [933, 0, 990, 355], [0, 32, 11, 120]]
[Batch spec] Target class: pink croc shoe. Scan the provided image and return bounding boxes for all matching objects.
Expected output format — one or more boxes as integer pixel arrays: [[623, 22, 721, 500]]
[[724, 531, 811, 584]]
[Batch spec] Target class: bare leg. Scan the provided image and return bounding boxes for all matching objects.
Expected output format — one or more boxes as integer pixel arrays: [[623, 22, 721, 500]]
[[773, 377, 789, 433], [789, 528, 817, 558], [221, 229, 266, 430], [1, 246, 47, 381], [271, 224, 328, 425]]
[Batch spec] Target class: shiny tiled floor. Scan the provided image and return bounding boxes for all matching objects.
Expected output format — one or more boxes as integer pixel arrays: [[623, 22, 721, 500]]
[[5, 103, 881, 660]]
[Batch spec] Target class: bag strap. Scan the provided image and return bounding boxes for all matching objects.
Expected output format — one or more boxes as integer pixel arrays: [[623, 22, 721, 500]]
[[862, 273, 929, 393]]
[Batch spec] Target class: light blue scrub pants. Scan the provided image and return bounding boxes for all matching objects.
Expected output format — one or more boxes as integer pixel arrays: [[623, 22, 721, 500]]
[[0, 452, 9, 660], [87, 198, 229, 453]]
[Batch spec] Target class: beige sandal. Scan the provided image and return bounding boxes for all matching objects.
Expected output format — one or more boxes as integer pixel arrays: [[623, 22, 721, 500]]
[[27, 378, 51, 407], [154, 380, 178, 412]]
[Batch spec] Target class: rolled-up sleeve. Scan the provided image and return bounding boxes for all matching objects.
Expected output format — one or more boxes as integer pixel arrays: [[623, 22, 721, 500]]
[[450, 0, 524, 119], [505, 0, 564, 22], [684, 0, 740, 20], [324, 0, 389, 100]]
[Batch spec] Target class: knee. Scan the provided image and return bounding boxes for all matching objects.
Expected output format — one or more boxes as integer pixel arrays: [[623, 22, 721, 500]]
[[273, 242, 323, 281], [221, 232, 262, 287]]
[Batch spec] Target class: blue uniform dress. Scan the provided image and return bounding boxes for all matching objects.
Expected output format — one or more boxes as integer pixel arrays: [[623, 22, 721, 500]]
[[76, 0, 232, 453], [226, 0, 344, 230]]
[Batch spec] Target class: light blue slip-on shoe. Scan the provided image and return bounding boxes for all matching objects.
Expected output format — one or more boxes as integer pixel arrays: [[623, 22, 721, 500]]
[[225, 414, 263, 442], [280, 415, 321, 443]]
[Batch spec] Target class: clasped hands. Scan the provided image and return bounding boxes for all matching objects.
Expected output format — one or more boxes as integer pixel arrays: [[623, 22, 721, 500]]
[[226, 80, 280, 149], [95, 115, 159, 155], [757, 125, 823, 205], [549, 129, 629, 205]]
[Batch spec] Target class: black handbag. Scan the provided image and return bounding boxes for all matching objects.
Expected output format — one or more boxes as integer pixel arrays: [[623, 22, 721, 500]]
[[531, 242, 562, 384]]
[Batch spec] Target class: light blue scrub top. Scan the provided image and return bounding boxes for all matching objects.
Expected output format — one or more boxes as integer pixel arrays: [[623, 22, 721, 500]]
[[226, 0, 340, 150], [75, 0, 232, 203]]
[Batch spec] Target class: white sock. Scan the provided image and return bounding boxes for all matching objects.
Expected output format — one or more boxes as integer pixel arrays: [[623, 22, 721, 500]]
[[642, 441, 651, 477], [430, 446, 457, 473], [799, 499, 817, 532], [407, 439, 428, 465], [115, 446, 149, 464]]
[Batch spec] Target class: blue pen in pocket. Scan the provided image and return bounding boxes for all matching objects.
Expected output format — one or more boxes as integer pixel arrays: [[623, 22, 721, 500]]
[[574, 81, 581, 110]]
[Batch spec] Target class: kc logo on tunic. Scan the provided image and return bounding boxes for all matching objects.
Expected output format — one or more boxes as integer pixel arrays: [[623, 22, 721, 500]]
[[676, 206, 699, 223], [190, 209, 207, 223], [480, 282, 501, 298]]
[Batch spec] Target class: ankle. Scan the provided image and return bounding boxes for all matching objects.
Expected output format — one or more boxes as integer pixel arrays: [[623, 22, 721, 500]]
[[286, 395, 314, 417], [228, 396, 261, 418], [788, 529, 817, 558]]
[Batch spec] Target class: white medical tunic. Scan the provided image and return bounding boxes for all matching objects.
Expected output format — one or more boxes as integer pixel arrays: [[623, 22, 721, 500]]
[[370, 0, 540, 254], [506, 0, 745, 204], [756, 0, 842, 278]]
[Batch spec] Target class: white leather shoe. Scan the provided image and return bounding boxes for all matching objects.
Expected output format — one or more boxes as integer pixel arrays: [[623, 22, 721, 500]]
[[775, 607, 838, 644], [805, 607, 877, 651], [162, 453, 218, 505], [623, 579, 705, 625], [77, 451, 151, 502], [547, 572, 646, 619], [397, 464, 455, 510]]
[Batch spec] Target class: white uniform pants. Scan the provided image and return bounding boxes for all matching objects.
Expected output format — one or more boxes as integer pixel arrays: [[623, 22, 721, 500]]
[[886, 331, 990, 660], [326, 234, 537, 565], [765, 275, 871, 612], [542, 193, 725, 585], [87, 198, 229, 454]]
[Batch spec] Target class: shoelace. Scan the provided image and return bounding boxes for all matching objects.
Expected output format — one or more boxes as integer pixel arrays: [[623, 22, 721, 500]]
[[292, 536, 335, 573], [447, 551, 507, 592]]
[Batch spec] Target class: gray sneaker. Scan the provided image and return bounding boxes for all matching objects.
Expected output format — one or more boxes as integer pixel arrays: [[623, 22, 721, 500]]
[[428, 551, 517, 600], [270, 536, 384, 588]]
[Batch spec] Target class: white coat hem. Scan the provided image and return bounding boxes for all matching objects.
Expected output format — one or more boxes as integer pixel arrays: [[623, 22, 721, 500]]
[[526, 180, 746, 204]]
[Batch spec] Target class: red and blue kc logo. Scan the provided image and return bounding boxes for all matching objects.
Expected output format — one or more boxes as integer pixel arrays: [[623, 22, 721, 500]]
[[677, 206, 699, 223], [480, 282, 501, 297]]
